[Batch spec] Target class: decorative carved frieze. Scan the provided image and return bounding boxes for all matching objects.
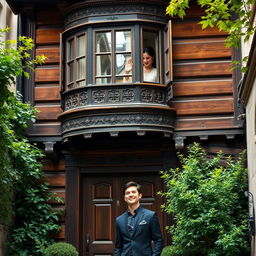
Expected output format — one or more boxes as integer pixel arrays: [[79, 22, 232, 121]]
[[65, 91, 88, 110], [122, 89, 135, 102], [64, 86, 167, 111], [64, 3, 166, 29], [62, 112, 174, 134]]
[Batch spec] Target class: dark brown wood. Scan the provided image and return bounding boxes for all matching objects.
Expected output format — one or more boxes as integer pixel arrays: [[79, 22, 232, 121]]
[[36, 9, 63, 26], [173, 80, 233, 97], [173, 39, 231, 60], [35, 68, 60, 82], [172, 22, 228, 38], [36, 106, 62, 120], [173, 61, 232, 78], [175, 116, 235, 130], [35, 86, 61, 101], [172, 98, 234, 116], [36, 48, 60, 64], [36, 28, 63, 45], [43, 159, 65, 171], [44, 173, 66, 186], [26, 123, 62, 136]]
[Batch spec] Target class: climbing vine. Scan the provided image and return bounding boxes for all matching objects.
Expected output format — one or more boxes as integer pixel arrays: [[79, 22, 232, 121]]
[[0, 28, 61, 256]]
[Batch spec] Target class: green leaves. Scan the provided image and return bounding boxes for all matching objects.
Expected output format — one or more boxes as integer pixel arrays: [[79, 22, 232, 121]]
[[0, 28, 60, 255], [166, 0, 256, 71], [160, 143, 249, 255]]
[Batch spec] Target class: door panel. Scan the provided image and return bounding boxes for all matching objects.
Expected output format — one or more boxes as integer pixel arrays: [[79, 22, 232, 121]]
[[82, 174, 164, 256]]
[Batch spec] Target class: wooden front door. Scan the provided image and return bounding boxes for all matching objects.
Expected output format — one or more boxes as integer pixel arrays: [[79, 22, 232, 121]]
[[81, 173, 165, 256]]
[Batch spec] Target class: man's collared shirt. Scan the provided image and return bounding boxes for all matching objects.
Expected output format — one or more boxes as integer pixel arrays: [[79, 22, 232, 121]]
[[127, 205, 142, 236]]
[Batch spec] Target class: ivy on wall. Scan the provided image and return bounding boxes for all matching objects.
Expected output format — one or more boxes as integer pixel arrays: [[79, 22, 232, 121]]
[[0, 28, 61, 256]]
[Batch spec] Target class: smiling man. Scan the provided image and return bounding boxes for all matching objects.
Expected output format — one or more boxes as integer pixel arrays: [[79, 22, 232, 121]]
[[114, 181, 163, 256]]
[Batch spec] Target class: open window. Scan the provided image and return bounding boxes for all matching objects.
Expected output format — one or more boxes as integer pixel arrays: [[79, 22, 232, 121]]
[[66, 33, 87, 90], [95, 29, 133, 84], [164, 20, 173, 85], [142, 29, 160, 83]]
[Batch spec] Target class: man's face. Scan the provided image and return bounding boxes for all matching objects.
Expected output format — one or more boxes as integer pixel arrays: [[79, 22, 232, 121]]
[[124, 186, 142, 206]]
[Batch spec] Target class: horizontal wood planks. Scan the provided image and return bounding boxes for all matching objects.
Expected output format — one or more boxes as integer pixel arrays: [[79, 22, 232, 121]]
[[172, 98, 234, 116], [172, 17, 238, 132], [35, 86, 61, 101], [36, 48, 60, 64], [173, 80, 233, 96], [43, 158, 66, 240], [173, 61, 232, 78], [172, 22, 228, 38], [29, 7, 63, 138], [36, 28, 62, 45], [173, 38, 231, 60]]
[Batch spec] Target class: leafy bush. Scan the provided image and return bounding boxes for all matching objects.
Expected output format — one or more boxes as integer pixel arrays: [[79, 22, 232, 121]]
[[0, 28, 61, 255], [159, 143, 250, 256], [44, 243, 78, 256], [161, 246, 180, 256]]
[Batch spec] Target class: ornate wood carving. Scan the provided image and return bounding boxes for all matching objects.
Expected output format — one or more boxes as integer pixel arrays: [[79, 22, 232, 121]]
[[64, 85, 167, 111], [64, 3, 167, 29]]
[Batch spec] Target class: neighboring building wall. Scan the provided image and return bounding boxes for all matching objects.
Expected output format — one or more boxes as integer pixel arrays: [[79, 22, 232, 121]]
[[0, 1, 17, 255], [246, 80, 256, 255], [240, 4, 256, 256]]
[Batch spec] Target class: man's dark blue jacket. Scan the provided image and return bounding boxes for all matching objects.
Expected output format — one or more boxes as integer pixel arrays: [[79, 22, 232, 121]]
[[114, 206, 163, 256]]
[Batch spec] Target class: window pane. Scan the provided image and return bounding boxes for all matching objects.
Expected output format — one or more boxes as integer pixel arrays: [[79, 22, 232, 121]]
[[68, 39, 74, 60], [77, 58, 86, 80], [115, 31, 131, 52], [77, 34, 86, 56], [96, 77, 111, 84], [96, 55, 111, 76], [68, 62, 74, 83], [116, 54, 132, 75], [77, 80, 86, 87], [142, 31, 159, 83], [96, 32, 111, 53]]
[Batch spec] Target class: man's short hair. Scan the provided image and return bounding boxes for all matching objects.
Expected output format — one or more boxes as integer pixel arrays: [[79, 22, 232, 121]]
[[123, 181, 142, 195]]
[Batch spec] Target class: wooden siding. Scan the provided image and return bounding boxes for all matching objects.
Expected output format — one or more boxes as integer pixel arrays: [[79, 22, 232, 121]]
[[27, 7, 63, 138], [43, 158, 65, 240], [172, 17, 237, 132]]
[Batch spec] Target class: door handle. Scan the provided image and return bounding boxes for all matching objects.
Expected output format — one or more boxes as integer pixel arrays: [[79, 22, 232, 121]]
[[86, 233, 90, 252]]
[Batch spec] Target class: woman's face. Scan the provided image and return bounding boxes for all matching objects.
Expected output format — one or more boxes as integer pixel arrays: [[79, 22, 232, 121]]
[[143, 52, 153, 69]]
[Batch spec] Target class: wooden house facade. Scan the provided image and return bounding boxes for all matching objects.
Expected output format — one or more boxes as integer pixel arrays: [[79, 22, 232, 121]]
[[7, 0, 245, 255]]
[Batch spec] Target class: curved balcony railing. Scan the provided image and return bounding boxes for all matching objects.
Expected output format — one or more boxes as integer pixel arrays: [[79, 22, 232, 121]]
[[59, 83, 175, 140]]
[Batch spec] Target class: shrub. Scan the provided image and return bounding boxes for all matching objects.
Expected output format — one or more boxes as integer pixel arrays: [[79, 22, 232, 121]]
[[44, 243, 78, 256], [161, 246, 181, 256], [159, 143, 250, 256]]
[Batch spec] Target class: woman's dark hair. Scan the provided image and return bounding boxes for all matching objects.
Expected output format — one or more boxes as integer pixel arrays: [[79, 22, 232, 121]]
[[123, 181, 142, 195], [143, 46, 156, 67]]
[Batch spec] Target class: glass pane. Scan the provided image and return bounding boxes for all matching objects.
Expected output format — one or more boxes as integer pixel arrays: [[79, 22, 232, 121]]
[[68, 62, 74, 83], [96, 32, 111, 53], [116, 54, 132, 75], [118, 76, 132, 83], [115, 31, 131, 52], [77, 34, 86, 56], [96, 77, 111, 84], [77, 80, 86, 87], [67, 39, 74, 60], [77, 58, 86, 80], [96, 55, 111, 76], [142, 31, 159, 83]]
